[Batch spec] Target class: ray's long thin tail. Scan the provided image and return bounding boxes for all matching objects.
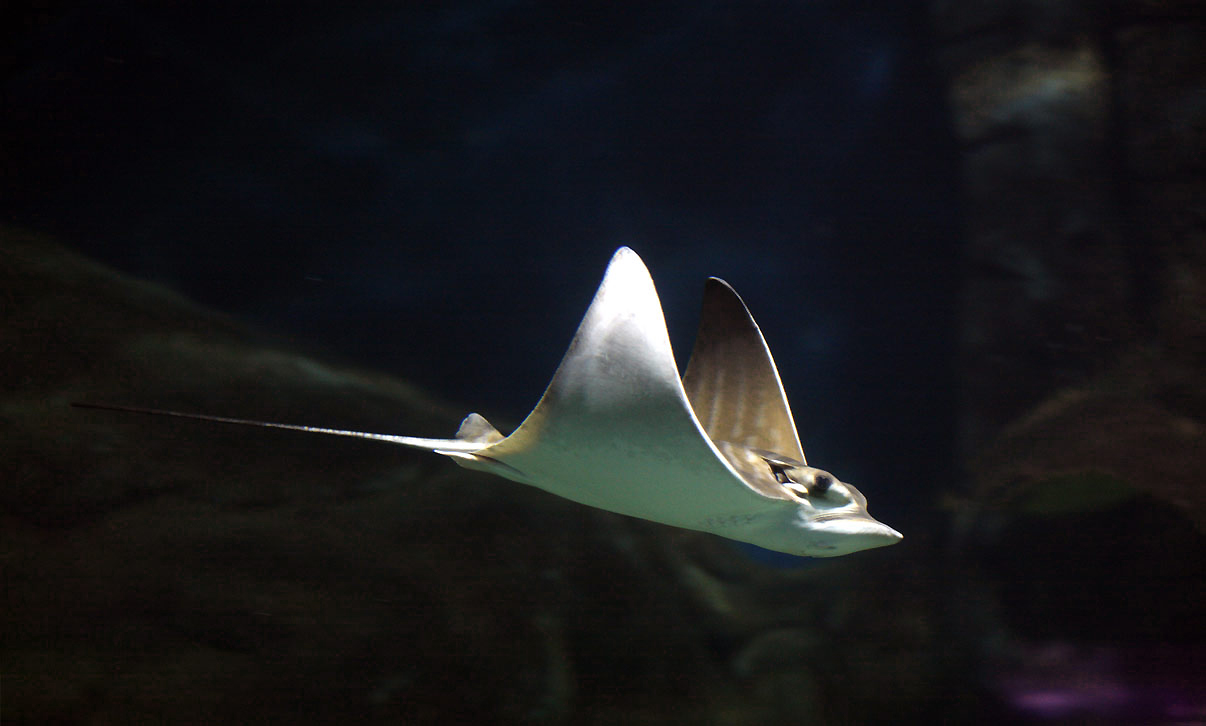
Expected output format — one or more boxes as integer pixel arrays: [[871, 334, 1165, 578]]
[[69, 402, 485, 453]]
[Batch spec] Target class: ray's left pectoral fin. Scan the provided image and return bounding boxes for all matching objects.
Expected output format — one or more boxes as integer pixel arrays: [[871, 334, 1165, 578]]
[[477, 248, 780, 525], [486, 247, 695, 448]]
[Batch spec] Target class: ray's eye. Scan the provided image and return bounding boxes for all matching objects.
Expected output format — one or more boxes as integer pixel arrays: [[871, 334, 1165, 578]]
[[810, 473, 833, 496]]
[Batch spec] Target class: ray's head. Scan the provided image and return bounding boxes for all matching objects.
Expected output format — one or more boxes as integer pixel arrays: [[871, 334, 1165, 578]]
[[714, 442, 902, 557], [772, 464, 903, 557]]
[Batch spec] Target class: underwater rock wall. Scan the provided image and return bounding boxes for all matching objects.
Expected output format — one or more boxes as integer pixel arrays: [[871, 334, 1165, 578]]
[[929, 1, 1206, 720], [930, 0, 1206, 524], [931, 0, 1204, 460]]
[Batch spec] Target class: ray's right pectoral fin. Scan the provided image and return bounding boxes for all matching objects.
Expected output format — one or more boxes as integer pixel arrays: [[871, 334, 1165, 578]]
[[436, 413, 528, 483]]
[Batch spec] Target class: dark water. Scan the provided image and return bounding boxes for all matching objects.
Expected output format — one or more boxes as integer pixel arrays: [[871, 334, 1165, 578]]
[[3, 1, 1201, 723]]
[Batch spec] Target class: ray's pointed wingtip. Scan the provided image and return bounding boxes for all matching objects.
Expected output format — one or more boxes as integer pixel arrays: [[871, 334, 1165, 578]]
[[604, 246, 656, 285]]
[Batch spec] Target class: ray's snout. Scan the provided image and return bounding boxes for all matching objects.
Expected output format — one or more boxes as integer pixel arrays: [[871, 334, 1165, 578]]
[[803, 515, 903, 557], [823, 515, 901, 542], [865, 520, 904, 548]]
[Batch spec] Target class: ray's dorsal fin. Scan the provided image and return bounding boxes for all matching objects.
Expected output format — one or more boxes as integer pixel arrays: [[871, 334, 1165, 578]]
[[682, 278, 806, 464], [455, 413, 504, 444]]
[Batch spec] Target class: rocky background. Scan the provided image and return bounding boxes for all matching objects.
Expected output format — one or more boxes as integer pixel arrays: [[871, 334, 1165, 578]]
[[933, 1, 1206, 722], [3, 1, 1204, 724]]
